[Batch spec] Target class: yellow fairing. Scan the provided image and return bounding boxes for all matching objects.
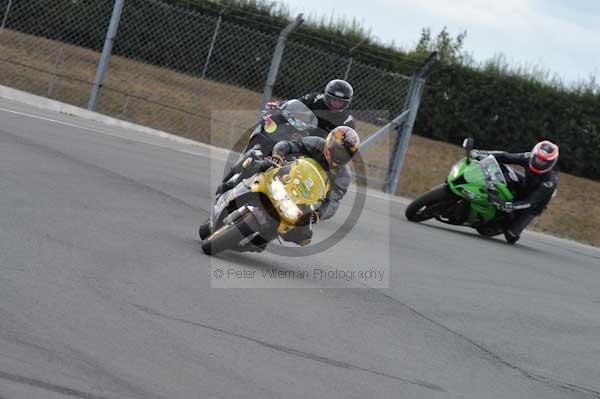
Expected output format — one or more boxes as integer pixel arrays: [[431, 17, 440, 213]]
[[251, 158, 330, 233]]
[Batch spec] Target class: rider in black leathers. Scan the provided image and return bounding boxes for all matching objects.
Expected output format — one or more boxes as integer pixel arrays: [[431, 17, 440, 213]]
[[472, 140, 559, 244], [266, 79, 356, 138], [225, 80, 356, 187], [213, 126, 360, 247]]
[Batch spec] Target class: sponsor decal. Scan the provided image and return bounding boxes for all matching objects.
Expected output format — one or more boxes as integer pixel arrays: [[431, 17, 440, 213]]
[[263, 116, 278, 134], [304, 177, 314, 189]]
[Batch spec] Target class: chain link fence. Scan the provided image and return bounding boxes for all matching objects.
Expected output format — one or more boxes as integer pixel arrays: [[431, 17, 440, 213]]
[[273, 39, 413, 184], [0, 0, 426, 190], [0, 0, 111, 107]]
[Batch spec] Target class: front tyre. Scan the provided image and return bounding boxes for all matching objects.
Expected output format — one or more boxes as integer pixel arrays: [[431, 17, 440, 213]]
[[405, 184, 456, 222], [199, 218, 211, 240], [201, 214, 256, 256]]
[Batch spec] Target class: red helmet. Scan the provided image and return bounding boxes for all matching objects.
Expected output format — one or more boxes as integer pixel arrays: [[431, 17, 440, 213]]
[[324, 126, 360, 168], [529, 140, 559, 174]]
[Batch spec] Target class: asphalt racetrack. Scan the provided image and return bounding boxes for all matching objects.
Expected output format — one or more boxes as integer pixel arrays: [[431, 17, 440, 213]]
[[1, 97, 599, 398]]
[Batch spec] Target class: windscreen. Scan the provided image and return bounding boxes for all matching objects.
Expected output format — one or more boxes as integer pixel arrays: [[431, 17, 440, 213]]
[[280, 100, 318, 130], [479, 155, 507, 187]]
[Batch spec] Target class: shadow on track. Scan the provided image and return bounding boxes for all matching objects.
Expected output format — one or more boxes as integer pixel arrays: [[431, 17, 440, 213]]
[[406, 221, 549, 255]]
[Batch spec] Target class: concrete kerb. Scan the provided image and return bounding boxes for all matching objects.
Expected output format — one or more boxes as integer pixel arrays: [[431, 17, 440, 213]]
[[0, 85, 230, 158]]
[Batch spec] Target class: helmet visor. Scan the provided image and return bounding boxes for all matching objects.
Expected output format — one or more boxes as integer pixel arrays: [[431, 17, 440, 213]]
[[330, 145, 351, 165], [530, 155, 555, 172], [325, 93, 351, 110]]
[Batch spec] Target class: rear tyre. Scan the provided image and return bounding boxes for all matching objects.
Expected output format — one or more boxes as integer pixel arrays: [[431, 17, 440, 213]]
[[476, 227, 502, 237], [405, 184, 456, 222], [201, 213, 256, 256]]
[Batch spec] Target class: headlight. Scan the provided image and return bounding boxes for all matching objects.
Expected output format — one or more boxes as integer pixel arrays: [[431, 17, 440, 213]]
[[269, 179, 302, 220], [279, 199, 302, 219], [269, 179, 287, 201], [450, 162, 461, 180]]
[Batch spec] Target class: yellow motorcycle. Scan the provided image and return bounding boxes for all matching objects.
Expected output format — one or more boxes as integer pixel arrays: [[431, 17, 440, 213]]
[[201, 157, 330, 255]]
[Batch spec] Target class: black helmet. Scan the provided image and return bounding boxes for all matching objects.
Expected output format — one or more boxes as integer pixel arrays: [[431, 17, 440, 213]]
[[529, 140, 559, 174], [324, 79, 353, 111], [324, 126, 360, 168]]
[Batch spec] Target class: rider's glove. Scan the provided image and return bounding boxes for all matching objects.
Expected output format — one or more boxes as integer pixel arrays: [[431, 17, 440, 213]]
[[470, 149, 488, 160], [247, 148, 263, 160], [241, 149, 264, 169], [265, 101, 280, 110]]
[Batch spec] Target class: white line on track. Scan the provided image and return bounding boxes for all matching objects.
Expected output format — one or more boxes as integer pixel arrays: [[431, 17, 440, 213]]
[[0, 106, 219, 160]]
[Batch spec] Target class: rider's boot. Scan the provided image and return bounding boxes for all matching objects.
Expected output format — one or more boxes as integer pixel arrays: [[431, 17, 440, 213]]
[[504, 230, 520, 244], [504, 213, 536, 244]]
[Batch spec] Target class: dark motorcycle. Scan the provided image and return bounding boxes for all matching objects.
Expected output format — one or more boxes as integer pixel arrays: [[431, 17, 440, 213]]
[[243, 100, 319, 154]]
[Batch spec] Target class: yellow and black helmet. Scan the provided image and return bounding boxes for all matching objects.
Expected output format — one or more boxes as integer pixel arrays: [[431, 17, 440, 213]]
[[325, 126, 360, 167]]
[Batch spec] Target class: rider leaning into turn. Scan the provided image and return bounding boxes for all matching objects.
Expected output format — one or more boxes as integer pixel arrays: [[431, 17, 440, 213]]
[[215, 126, 361, 247], [472, 140, 559, 244], [266, 79, 356, 136], [223, 79, 356, 186]]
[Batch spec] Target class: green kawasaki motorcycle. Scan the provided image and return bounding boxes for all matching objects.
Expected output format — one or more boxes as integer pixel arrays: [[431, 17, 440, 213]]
[[405, 138, 519, 241]]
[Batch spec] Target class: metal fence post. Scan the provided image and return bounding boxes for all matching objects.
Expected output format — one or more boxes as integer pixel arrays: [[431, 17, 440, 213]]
[[0, 0, 12, 34], [359, 109, 410, 151], [201, 9, 226, 79], [259, 14, 304, 111], [88, 0, 125, 111], [384, 52, 439, 194], [343, 58, 353, 81], [47, 47, 65, 98], [343, 38, 366, 81], [121, 94, 130, 116]]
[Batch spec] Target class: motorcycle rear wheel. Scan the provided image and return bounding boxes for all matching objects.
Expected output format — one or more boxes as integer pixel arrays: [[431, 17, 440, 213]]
[[476, 227, 503, 237]]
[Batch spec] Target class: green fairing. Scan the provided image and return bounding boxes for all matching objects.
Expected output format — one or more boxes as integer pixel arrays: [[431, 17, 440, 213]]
[[447, 157, 514, 226]]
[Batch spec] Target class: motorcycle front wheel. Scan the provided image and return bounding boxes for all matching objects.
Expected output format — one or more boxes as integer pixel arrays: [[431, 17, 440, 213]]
[[201, 213, 256, 256], [405, 184, 457, 222]]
